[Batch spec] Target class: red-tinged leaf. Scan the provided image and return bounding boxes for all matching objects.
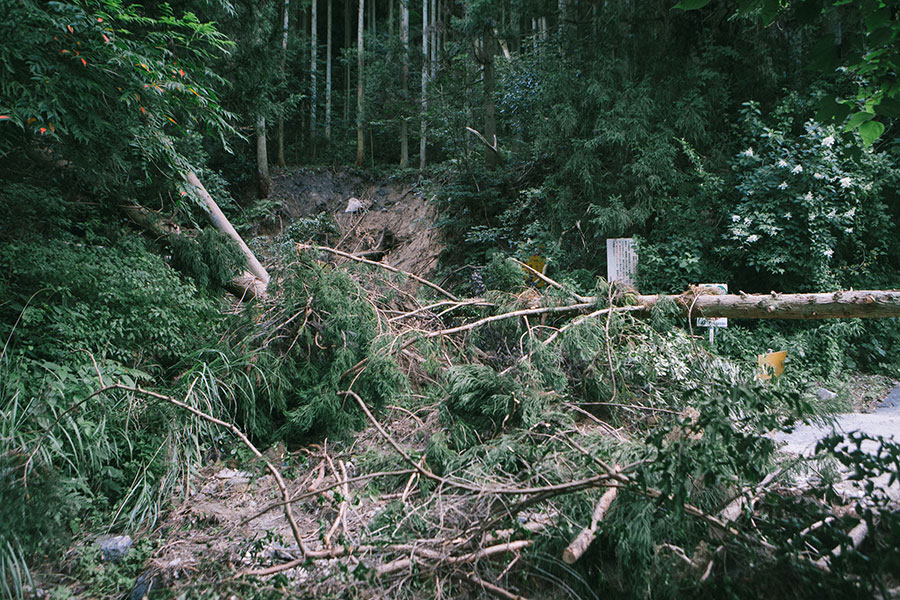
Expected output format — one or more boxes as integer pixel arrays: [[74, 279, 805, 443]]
[[179, 191, 187, 197], [80, 58, 86, 67], [67, 25, 73, 33], [140, 106, 146, 114], [61, 49, 69, 54], [49, 122, 55, 131], [39, 127, 47, 134], [26, 117, 36, 125], [97, 17, 103, 22], [0, 115, 10, 121], [103, 33, 110, 43], [167, 116, 177, 124], [179, 69, 185, 77]]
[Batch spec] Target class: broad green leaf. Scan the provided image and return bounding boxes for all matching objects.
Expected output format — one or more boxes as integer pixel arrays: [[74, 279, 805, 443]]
[[844, 111, 875, 132], [867, 26, 894, 46], [858, 120, 885, 146], [866, 7, 892, 32], [807, 37, 840, 72], [759, 0, 781, 24], [795, 0, 824, 24], [815, 96, 851, 123], [874, 96, 900, 118], [675, 0, 713, 9]]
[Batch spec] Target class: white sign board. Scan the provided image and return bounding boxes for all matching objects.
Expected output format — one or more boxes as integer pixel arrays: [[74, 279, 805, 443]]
[[606, 238, 638, 288], [696, 283, 728, 328]]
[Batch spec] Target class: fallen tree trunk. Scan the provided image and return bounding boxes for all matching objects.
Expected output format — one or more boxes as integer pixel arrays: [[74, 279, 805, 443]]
[[122, 172, 270, 300], [636, 291, 900, 320], [562, 484, 618, 564], [184, 171, 270, 286]]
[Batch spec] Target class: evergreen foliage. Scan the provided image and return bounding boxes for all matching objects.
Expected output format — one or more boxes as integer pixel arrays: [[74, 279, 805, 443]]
[[2, 0, 900, 597]]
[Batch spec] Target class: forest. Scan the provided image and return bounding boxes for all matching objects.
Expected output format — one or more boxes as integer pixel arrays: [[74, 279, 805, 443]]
[[2, 0, 900, 597]]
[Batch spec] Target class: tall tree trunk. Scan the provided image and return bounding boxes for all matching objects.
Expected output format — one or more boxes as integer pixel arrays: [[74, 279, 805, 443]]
[[558, 0, 569, 39], [325, 0, 333, 140], [345, 0, 351, 123], [256, 116, 272, 198], [399, 0, 409, 167], [482, 32, 498, 169], [369, 0, 375, 35], [356, 0, 366, 166], [277, 0, 290, 168], [419, 0, 428, 170], [429, 0, 436, 80], [388, 0, 394, 36], [310, 0, 318, 137]]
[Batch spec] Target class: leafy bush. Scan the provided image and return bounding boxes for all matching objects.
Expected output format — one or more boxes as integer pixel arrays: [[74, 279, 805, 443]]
[[0, 237, 220, 370], [723, 99, 899, 292], [169, 228, 245, 290]]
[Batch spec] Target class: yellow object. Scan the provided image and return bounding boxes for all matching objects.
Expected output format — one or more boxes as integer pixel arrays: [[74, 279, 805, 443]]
[[757, 351, 787, 380], [523, 254, 547, 286]]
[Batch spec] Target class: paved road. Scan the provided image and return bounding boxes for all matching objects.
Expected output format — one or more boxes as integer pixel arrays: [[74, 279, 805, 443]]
[[772, 386, 900, 455], [771, 385, 900, 503]]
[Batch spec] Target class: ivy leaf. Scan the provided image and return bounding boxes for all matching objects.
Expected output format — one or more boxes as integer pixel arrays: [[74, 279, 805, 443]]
[[858, 120, 885, 147], [843, 111, 875, 132], [675, 0, 713, 9]]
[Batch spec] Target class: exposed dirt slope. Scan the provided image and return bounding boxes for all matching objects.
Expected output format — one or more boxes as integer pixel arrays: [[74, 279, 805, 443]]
[[269, 168, 443, 279]]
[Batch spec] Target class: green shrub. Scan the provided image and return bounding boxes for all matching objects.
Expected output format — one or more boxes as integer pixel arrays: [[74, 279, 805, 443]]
[[0, 237, 221, 370]]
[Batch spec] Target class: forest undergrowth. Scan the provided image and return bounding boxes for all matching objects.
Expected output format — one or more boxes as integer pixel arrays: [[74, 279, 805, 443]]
[[4, 226, 899, 599]]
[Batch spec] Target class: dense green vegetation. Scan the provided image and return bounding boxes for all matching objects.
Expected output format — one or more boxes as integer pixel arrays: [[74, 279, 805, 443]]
[[2, 0, 900, 598]]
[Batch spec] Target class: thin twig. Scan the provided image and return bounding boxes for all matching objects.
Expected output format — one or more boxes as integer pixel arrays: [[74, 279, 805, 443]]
[[298, 243, 459, 301], [88, 384, 309, 557]]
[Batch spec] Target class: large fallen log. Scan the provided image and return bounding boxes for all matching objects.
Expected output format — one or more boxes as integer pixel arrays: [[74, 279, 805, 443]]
[[636, 291, 900, 320]]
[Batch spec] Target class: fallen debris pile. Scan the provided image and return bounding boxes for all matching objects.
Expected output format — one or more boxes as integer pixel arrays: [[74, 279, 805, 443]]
[[116, 247, 900, 599]]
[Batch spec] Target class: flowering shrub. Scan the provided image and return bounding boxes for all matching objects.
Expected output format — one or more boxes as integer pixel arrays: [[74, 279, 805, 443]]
[[725, 101, 897, 291]]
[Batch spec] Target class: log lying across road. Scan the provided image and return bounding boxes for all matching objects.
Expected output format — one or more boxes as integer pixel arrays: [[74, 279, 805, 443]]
[[635, 291, 900, 320]]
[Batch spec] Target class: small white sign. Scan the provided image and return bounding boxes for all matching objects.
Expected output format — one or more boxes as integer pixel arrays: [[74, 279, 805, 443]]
[[696, 283, 728, 328], [606, 238, 638, 288]]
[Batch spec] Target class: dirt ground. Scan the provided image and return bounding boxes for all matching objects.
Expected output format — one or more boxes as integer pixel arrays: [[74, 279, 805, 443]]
[[267, 167, 444, 279]]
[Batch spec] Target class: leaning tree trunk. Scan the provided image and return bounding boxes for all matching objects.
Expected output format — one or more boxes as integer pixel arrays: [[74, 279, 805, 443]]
[[355, 0, 365, 166], [123, 174, 270, 299], [184, 172, 270, 293], [635, 291, 900, 320]]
